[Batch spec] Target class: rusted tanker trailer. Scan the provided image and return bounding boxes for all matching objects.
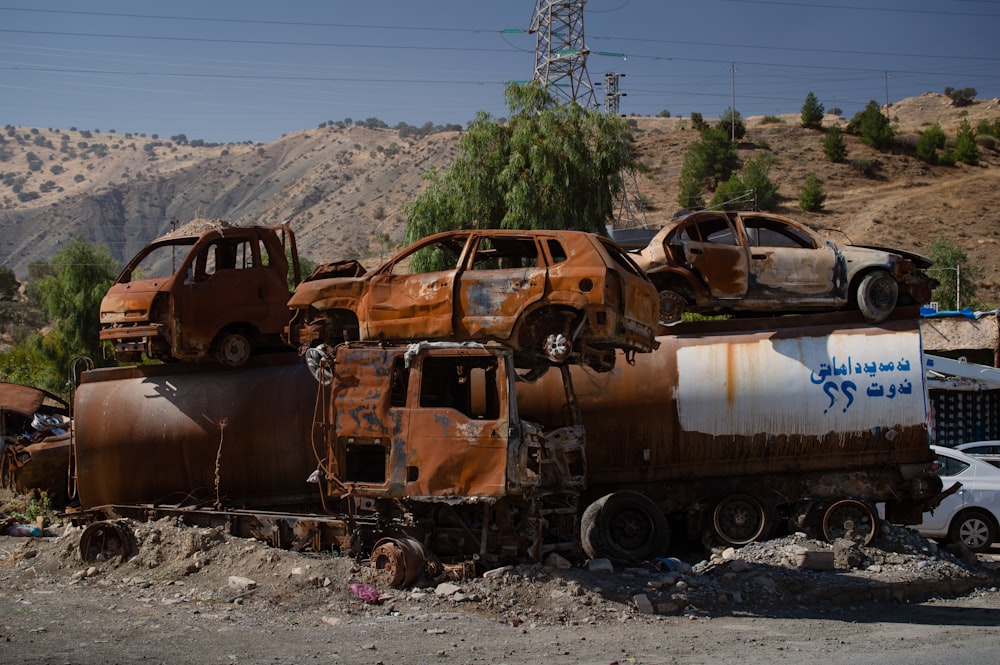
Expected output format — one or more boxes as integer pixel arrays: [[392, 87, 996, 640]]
[[70, 312, 943, 575], [517, 310, 944, 560]]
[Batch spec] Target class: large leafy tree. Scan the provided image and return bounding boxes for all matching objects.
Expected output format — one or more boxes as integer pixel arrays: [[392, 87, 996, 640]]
[[404, 81, 639, 243], [34, 236, 119, 365]]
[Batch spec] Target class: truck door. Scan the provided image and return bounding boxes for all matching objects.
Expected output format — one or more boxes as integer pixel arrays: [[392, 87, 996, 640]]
[[178, 235, 267, 354], [402, 352, 509, 497]]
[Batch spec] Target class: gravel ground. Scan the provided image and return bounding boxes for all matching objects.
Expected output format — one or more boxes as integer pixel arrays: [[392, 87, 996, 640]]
[[1, 508, 998, 665]]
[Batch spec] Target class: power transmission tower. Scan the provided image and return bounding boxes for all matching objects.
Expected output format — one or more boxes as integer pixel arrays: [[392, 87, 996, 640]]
[[604, 72, 647, 229], [529, 0, 597, 109]]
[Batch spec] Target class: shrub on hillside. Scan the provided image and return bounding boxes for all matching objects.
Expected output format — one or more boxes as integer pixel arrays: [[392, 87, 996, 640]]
[[847, 101, 894, 150]]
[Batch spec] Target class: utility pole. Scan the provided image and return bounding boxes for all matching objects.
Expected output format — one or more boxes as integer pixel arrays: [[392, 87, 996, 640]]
[[731, 63, 737, 142]]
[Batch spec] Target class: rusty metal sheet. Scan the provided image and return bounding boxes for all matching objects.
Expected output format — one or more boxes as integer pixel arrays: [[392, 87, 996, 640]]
[[0, 382, 67, 417]]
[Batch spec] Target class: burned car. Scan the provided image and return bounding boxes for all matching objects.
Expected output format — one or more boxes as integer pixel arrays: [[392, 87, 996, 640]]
[[100, 221, 300, 366], [0, 382, 72, 505], [287, 229, 659, 371], [633, 210, 935, 324]]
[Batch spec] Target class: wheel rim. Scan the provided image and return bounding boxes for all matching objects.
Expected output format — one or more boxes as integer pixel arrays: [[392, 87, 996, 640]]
[[80, 520, 134, 563], [658, 291, 685, 324], [713, 494, 767, 546], [958, 516, 991, 550], [607, 507, 655, 552], [217, 333, 251, 366], [821, 499, 877, 545], [868, 276, 897, 311]]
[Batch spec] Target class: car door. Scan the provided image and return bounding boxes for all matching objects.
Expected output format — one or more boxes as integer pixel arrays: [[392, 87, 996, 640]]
[[454, 234, 547, 340], [739, 214, 842, 306], [670, 213, 749, 299], [360, 235, 469, 341]]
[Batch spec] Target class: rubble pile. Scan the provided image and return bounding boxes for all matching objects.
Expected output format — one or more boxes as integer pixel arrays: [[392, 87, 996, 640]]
[[1, 512, 995, 625]]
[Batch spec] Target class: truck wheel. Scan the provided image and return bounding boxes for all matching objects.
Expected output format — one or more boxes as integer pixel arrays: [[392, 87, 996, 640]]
[[856, 271, 898, 323], [949, 509, 997, 553], [821, 499, 877, 545], [658, 290, 686, 325], [215, 331, 252, 367], [712, 494, 770, 546], [581, 491, 670, 562]]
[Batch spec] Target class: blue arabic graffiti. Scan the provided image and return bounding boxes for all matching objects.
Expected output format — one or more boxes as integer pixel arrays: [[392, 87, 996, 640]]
[[810, 355, 915, 414]]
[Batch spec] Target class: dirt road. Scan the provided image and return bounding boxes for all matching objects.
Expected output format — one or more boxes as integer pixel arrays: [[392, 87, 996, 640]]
[[1, 518, 998, 665]]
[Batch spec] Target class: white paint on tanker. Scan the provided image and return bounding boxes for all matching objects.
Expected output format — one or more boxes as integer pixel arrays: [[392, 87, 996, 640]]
[[675, 330, 926, 437]]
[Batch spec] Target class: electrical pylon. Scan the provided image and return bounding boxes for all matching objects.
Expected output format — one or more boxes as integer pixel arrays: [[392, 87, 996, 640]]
[[528, 0, 597, 109]]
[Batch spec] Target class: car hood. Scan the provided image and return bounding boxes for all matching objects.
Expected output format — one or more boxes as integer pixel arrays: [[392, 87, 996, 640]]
[[848, 244, 933, 269]]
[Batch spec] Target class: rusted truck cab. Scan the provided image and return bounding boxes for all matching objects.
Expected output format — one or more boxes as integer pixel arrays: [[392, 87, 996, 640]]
[[310, 341, 586, 566], [99, 222, 300, 366]]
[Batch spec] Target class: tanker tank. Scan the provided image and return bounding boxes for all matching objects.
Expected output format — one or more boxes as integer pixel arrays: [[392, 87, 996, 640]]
[[74, 353, 320, 511]]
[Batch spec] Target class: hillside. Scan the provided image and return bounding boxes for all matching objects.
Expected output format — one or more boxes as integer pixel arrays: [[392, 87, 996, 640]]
[[2, 92, 999, 306]]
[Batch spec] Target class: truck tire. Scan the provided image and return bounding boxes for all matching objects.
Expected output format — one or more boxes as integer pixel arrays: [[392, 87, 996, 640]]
[[949, 509, 997, 553], [821, 499, 877, 545], [712, 493, 771, 546], [856, 271, 898, 323], [580, 491, 670, 562]]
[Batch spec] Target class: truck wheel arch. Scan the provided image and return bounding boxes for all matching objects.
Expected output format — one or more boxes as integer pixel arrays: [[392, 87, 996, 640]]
[[580, 490, 670, 562]]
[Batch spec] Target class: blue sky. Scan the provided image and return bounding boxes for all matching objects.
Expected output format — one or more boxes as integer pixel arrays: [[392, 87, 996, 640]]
[[1, 1, 997, 143]]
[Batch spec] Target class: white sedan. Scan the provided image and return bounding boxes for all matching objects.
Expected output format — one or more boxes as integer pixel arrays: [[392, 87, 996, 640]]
[[916, 445, 1000, 552]]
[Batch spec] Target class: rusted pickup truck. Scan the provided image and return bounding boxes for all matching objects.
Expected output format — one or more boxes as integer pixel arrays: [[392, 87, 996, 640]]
[[287, 229, 659, 372], [99, 221, 300, 366]]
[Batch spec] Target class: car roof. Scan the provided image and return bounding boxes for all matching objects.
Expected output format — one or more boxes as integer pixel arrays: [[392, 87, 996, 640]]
[[956, 440, 1000, 450], [931, 445, 1000, 475]]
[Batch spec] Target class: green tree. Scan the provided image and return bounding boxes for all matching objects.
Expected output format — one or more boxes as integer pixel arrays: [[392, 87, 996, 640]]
[[798, 173, 826, 212], [0, 264, 18, 299], [34, 237, 119, 366], [944, 86, 976, 107], [953, 119, 979, 165], [823, 126, 847, 162], [403, 81, 639, 251], [676, 126, 739, 208], [800, 92, 825, 130], [709, 154, 778, 211], [927, 235, 982, 311], [719, 107, 746, 141], [846, 101, 894, 150], [916, 124, 946, 164]]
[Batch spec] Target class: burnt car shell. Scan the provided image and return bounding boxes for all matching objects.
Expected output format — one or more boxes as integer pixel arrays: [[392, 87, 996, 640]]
[[100, 222, 299, 366], [634, 210, 936, 323], [0, 382, 72, 505], [287, 229, 659, 371]]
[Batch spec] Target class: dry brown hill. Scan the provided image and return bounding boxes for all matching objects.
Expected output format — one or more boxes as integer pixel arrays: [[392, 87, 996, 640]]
[[2, 92, 998, 305]]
